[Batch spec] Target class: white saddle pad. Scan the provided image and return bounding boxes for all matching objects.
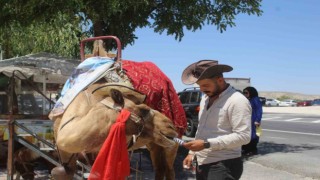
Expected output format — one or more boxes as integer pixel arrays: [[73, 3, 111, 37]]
[[50, 57, 114, 117]]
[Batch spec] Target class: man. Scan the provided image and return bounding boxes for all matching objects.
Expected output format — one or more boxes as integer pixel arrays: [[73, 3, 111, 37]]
[[182, 60, 252, 180]]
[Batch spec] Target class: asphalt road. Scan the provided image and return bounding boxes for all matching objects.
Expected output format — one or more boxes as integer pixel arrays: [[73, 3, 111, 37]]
[[240, 112, 320, 180], [262, 113, 320, 145]]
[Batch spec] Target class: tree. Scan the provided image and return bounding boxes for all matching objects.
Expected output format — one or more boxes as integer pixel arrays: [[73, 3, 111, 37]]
[[0, 12, 82, 58], [0, 0, 263, 59]]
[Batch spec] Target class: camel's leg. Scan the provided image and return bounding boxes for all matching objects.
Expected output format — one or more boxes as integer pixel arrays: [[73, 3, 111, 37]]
[[147, 143, 166, 180], [51, 149, 77, 180], [52, 118, 76, 180], [164, 143, 179, 179], [147, 142, 179, 180]]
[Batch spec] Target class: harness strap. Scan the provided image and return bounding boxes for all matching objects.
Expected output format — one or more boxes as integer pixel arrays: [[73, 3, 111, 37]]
[[84, 90, 91, 105], [99, 99, 122, 112], [100, 99, 144, 124]]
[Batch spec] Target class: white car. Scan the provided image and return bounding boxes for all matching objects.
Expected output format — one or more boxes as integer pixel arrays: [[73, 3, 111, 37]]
[[265, 99, 280, 106], [279, 99, 297, 107]]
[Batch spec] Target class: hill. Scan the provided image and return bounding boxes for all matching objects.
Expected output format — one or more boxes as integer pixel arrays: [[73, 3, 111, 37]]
[[259, 91, 320, 101]]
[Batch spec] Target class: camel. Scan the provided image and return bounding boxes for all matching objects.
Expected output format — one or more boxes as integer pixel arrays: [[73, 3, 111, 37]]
[[50, 83, 179, 179], [48, 39, 186, 179], [7, 38, 185, 179]]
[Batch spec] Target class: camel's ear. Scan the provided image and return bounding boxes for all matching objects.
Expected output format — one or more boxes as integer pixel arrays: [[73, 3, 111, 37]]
[[92, 83, 146, 104], [110, 89, 124, 107]]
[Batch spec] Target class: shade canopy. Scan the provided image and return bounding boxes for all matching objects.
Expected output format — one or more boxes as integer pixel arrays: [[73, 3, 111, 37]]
[[0, 52, 80, 84]]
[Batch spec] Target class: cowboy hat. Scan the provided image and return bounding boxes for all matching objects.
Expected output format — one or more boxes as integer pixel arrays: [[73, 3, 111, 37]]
[[92, 82, 146, 104], [181, 60, 233, 85]]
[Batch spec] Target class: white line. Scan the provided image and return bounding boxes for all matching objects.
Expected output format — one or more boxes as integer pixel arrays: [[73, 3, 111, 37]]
[[265, 136, 287, 140], [262, 117, 281, 120], [285, 118, 302, 122], [309, 142, 320, 146], [263, 129, 320, 136], [312, 120, 320, 123], [262, 119, 284, 122]]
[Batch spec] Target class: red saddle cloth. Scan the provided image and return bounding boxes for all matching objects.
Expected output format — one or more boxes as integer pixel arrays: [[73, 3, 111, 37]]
[[122, 60, 187, 137], [88, 109, 131, 180]]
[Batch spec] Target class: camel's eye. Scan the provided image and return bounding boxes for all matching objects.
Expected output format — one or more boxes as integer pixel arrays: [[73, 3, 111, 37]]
[[110, 89, 124, 107], [139, 107, 151, 118]]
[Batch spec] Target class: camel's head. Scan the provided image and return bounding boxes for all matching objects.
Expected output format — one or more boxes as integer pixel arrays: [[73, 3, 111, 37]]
[[124, 103, 178, 148], [95, 84, 178, 148]]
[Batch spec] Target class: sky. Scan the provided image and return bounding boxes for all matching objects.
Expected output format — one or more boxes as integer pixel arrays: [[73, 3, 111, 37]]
[[122, 0, 320, 95]]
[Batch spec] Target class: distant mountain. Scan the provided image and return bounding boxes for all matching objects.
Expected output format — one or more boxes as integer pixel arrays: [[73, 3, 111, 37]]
[[259, 91, 320, 101]]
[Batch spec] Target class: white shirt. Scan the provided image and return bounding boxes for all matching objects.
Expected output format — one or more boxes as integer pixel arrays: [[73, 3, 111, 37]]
[[192, 85, 252, 165]]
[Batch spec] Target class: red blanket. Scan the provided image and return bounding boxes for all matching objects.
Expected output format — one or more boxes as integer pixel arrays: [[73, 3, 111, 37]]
[[88, 109, 131, 180], [123, 60, 187, 137]]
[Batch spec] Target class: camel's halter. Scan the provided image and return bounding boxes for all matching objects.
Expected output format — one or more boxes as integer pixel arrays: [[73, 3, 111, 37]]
[[99, 98, 150, 140]]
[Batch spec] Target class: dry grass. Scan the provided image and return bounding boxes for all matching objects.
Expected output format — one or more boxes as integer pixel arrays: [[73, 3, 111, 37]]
[[260, 91, 320, 101]]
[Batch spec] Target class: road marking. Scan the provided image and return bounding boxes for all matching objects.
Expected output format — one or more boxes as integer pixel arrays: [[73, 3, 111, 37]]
[[284, 118, 302, 122], [263, 129, 320, 136], [263, 118, 319, 123], [262, 117, 281, 120], [265, 136, 287, 140], [309, 142, 320, 146]]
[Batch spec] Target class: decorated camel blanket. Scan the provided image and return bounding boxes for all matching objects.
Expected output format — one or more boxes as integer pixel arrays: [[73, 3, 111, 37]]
[[122, 60, 186, 137]]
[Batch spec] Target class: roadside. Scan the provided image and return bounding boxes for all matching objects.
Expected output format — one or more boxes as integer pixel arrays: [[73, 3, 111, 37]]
[[241, 159, 315, 180], [263, 106, 320, 115]]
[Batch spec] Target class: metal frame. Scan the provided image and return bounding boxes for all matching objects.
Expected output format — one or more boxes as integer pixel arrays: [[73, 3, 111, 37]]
[[4, 69, 89, 179], [7, 119, 59, 179], [6, 119, 90, 179], [80, 35, 122, 63]]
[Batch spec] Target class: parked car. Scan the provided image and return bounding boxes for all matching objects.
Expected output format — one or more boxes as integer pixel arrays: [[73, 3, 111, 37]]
[[279, 99, 297, 107], [296, 100, 312, 106], [265, 99, 280, 106], [178, 87, 202, 137], [312, 99, 320, 106]]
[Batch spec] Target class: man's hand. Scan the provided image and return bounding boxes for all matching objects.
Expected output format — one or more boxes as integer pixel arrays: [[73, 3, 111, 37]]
[[183, 154, 193, 169], [255, 122, 260, 127], [183, 139, 205, 151]]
